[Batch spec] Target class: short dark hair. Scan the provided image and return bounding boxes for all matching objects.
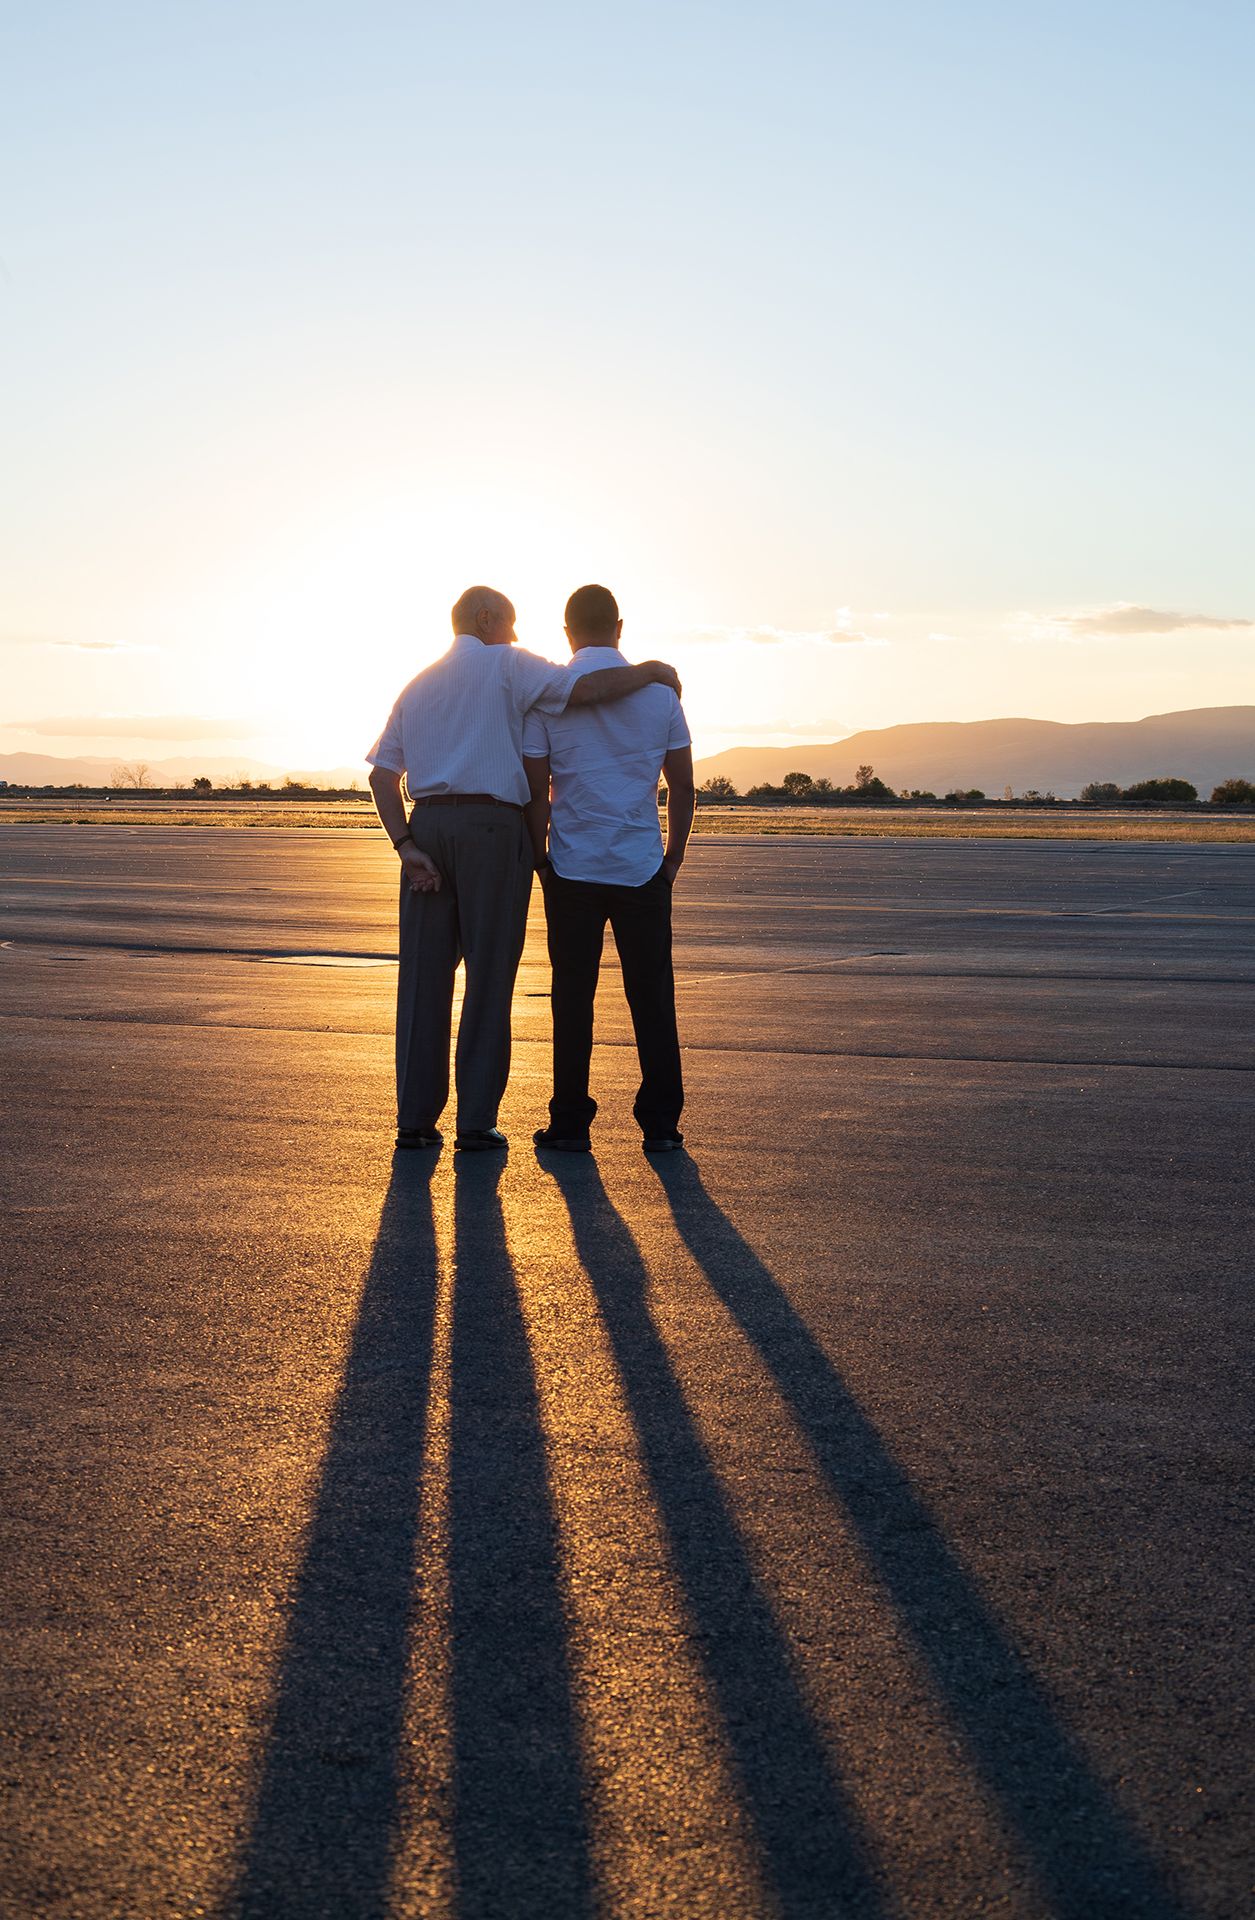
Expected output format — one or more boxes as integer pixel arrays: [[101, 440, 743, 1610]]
[[564, 583, 619, 638]]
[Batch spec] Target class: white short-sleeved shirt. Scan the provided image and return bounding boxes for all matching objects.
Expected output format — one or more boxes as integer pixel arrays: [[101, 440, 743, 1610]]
[[522, 647, 691, 886], [366, 634, 572, 806]]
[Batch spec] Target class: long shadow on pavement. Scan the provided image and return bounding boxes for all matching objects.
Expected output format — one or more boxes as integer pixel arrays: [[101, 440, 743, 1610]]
[[542, 1154, 893, 1920], [448, 1153, 594, 1918], [232, 1153, 442, 1919], [233, 1150, 594, 1920], [647, 1153, 1193, 1920]]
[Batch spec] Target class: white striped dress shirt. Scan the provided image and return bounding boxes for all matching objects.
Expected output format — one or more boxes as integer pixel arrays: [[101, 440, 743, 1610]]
[[366, 634, 572, 806]]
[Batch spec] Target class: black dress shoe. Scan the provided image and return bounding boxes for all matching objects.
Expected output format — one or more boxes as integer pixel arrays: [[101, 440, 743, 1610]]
[[395, 1127, 443, 1150], [642, 1130, 685, 1154], [533, 1126, 592, 1153], [454, 1127, 508, 1152]]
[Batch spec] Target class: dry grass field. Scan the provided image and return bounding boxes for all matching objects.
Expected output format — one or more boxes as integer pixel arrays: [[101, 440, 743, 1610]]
[[691, 805, 1255, 842], [2, 796, 1253, 842]]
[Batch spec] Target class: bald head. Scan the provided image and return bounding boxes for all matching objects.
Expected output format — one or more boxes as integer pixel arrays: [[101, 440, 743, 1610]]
[[451, 585, 516, 647]]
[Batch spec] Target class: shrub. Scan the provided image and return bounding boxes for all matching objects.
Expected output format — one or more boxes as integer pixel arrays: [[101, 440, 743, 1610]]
[[699, 775, 738, 798], [848, 764, 892, 799], [1080, 781, 1121, 804], [851, 766, 895, 799], [111, 761, 153, 789], [192, 775, 213, 793], [782, 770, 815, 797], [1210, 776, 1255, 806], [1123, 776, 1198, 805]]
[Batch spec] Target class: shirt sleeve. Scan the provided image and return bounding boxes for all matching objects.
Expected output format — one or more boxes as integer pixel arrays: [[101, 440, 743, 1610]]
[[521, 707, 551, 757], [365, 699, 405, 773], [666, 696, 692, 751], [510, 647, 573, 717]]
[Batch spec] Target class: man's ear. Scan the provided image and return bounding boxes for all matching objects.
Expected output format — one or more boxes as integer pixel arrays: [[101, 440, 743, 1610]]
[[564, 625, 578, 654], [615, 619, 624, 640]]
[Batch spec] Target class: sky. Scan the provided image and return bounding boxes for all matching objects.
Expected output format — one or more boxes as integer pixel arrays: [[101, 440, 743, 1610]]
[[2, 0, 1253, 771]]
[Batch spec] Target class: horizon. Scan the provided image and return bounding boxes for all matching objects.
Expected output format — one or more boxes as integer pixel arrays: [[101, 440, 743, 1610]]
[[3, 3, 1254, 764], [5, 699, 1252, 792]]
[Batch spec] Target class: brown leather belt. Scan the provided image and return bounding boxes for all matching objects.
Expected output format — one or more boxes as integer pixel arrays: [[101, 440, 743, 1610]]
[[410, 792, 523, 813]]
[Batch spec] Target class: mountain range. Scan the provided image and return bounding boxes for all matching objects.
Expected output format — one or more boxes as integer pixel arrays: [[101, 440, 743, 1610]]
[[0, 752, 364, 789], [3, 706, 1252, 800], [692, 707, 1255, 799]]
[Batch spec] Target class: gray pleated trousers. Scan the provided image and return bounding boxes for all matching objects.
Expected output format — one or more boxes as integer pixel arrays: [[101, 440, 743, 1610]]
[[395, 804, 534, 1133]]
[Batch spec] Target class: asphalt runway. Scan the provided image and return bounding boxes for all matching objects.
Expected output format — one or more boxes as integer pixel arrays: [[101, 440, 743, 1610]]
[[1, 828, 1252, 1920]]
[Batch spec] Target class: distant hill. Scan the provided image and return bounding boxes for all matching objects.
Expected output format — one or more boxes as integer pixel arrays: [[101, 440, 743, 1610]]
[[693, 707, 1255, 799], [0, 752, 366, 788], [6, 705, 1254, 799]]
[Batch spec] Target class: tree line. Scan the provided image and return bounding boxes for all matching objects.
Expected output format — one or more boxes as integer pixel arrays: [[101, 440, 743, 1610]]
[[106, 765, 361, 795], [30, 761, 1249, 808], [696, 767, 1255, 806]]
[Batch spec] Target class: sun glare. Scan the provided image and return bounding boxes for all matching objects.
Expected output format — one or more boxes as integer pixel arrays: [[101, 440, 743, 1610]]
[[205, 489, 642, 771]]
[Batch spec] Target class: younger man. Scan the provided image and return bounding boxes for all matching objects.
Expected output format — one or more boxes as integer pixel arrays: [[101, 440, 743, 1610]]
[[524, 584, 695, 1153]]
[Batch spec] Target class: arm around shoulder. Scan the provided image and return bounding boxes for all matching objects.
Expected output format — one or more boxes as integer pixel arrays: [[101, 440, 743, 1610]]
[[566, 659, 682, 707]]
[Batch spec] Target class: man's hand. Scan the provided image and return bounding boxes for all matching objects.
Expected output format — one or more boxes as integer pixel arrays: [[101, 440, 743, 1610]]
[[644, 660, 682, 696], [662, 854, 683, 885], [399, 844, 442, 894]]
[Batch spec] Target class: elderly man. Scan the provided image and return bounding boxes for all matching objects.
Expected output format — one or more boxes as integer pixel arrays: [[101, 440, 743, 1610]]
[[367, 585, 681, 1152]]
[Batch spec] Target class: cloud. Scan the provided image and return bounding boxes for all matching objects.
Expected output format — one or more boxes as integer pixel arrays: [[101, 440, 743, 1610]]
[[683, 615, 885, 648], [9, 715, 251, 741], [51, 639, 160, 654], [1, 634, 159, 653], [1073, 604, 1252, 635], [715, 719, 849, 739], [746, 626, 878, 646], [1024, 603, 1253, 641]]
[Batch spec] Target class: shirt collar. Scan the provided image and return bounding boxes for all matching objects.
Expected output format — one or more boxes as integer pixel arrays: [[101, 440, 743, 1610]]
[[568, 646, 625, 673]]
